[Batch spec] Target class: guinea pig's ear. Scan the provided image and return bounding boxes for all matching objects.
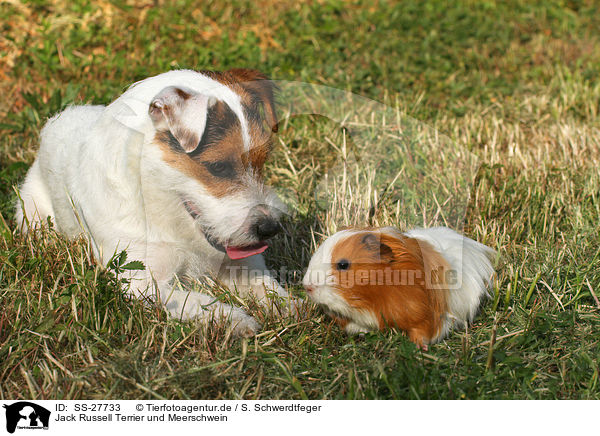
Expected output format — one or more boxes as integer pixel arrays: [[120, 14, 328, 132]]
[[361, 233, 394, 263]]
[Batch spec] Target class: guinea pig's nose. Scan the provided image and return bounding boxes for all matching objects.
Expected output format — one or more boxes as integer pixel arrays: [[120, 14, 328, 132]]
[[304, 285, 315, 293], [255, 216, 280, 240]]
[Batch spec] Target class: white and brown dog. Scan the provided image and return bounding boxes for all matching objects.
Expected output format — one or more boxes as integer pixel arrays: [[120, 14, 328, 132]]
[[16, 69, 290, 337]]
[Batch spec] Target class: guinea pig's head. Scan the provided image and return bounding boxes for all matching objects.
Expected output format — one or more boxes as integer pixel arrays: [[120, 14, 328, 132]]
[[302, 229, 449, 338]]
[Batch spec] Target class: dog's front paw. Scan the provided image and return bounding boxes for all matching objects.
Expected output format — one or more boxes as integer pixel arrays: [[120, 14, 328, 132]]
[[230, 312, 261, 338]]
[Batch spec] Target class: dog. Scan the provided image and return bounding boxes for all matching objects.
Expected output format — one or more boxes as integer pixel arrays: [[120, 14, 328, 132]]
[[15, 69, 291, 337]]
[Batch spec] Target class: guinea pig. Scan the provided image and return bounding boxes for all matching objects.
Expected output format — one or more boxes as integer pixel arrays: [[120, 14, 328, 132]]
[[302, 226, 496, 348]]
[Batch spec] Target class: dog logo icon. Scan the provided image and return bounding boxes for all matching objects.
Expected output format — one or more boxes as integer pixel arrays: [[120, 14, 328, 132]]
[[2, 402, 50, 433]]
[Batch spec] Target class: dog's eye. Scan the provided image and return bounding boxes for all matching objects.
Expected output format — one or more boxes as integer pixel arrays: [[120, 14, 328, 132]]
[[336, 259, 351, 271], [204, 161, 235, 178]]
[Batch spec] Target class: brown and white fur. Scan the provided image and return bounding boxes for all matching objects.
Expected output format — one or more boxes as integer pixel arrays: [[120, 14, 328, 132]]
[[302, 227, 495, 348], [15, 69, 291, 337]]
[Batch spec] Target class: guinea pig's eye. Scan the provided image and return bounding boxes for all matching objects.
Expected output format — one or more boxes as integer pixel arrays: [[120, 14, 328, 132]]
[[336, 259, 351, 271]]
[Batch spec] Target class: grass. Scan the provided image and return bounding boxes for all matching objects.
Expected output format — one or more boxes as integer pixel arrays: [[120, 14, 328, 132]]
[[1, 0, 599, 399]]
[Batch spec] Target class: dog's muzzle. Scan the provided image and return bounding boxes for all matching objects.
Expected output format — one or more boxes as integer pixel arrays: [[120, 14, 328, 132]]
[[254, 215, 281, 239], [182, 198, 281, 259]]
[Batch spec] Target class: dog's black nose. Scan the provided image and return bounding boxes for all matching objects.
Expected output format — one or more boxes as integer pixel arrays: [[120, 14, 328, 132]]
[[255, 217, 280, 239]]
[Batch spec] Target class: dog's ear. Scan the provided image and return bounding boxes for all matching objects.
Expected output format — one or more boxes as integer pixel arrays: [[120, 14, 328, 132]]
[[227, 68, 278, 133], [149, 86, 215, 153]]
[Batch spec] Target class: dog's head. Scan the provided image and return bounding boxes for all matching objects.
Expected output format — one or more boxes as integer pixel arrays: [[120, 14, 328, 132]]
[[145, 69, 284, 259]]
